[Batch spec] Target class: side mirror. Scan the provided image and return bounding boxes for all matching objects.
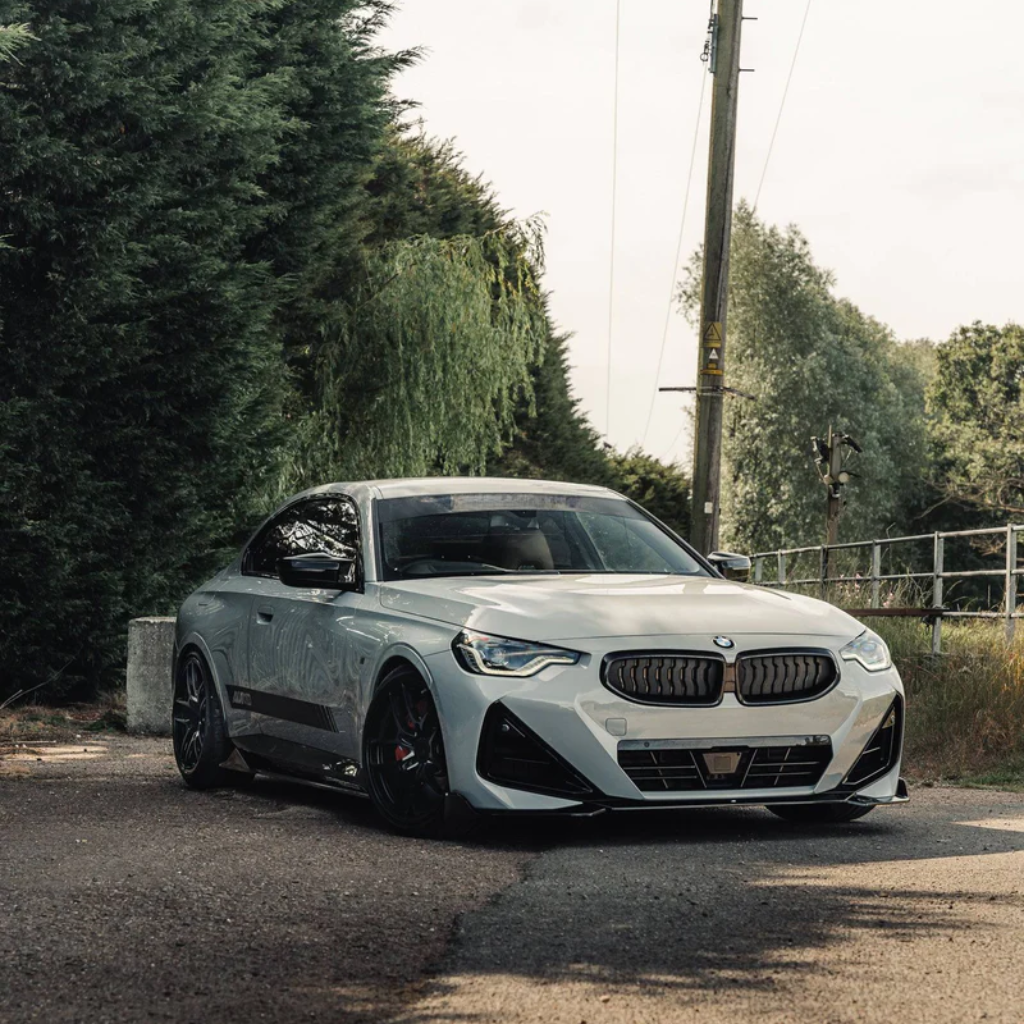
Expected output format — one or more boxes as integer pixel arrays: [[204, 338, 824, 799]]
[[278, 552, 356, 590], [707, 551, 752, 582]]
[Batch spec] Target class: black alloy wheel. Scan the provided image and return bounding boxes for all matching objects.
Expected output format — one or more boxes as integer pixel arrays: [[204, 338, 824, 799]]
[[172, 649, 250, 789], [768, 801, 875, 824], [363, 667, 455, 836]]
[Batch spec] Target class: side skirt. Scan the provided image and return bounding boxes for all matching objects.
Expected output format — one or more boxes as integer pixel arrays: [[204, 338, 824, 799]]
[[231, 732, 366, 797]]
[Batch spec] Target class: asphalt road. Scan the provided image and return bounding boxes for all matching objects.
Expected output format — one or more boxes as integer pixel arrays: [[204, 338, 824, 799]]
[[3, 738, 1024, 1024]]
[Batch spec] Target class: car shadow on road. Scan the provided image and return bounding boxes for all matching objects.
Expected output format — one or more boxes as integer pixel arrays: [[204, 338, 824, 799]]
[[382, 791, 1024, 1022], [236, 775, 1024, 1021]]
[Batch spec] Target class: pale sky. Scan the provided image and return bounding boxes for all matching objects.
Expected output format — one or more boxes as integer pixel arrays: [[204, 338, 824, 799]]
[[380, 1, 1024, 466]]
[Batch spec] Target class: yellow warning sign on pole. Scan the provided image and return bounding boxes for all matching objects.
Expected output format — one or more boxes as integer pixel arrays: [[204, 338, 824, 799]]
[[702, 322, 723, 346]]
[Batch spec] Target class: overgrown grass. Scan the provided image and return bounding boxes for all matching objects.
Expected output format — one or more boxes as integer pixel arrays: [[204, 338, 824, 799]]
[[875, 619, 1024, 786], [0, 694, 126, 750]]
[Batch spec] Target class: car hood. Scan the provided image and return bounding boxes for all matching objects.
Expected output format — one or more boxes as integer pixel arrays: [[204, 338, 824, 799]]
[[377, 574, 862, 642]]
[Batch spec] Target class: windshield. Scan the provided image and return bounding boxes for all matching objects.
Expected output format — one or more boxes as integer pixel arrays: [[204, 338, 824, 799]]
[[376, 493, 708, 581]]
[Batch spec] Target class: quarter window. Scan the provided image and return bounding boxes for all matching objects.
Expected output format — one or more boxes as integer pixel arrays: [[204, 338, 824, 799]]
[[244, 497, 359, 578]]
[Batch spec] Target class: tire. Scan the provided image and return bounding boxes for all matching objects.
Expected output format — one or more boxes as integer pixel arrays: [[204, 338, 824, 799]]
[[172, 649, 253, 790], [363, 666, 470, 838], [768, 802, 875, 824]]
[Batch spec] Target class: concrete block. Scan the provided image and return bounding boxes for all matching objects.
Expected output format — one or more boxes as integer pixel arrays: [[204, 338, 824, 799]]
[[126, 617, 176, 735]]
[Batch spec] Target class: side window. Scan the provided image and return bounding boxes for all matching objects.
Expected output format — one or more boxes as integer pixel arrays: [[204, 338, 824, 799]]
[[244, 498, 359, 578]]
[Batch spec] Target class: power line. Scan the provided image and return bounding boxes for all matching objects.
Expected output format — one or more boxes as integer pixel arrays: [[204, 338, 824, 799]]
[[753, 0, 813, 210], [660, 418, 687, 463], [640, 61, 710, 449], [604, 0, 621, 439]]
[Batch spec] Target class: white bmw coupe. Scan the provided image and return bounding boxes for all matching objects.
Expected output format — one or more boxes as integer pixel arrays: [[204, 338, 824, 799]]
[[173, 478, 907, 835]]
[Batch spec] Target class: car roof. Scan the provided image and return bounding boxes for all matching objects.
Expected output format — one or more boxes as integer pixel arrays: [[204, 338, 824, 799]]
[[335, 477, 623, 500]]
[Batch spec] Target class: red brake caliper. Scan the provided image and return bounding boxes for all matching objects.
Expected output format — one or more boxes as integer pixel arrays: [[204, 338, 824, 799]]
[[395, 697, 428, 762], [395, 708, 416, 761]]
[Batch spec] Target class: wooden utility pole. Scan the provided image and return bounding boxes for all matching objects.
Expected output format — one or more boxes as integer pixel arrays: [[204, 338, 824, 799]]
[[690, 0, 745, 555]]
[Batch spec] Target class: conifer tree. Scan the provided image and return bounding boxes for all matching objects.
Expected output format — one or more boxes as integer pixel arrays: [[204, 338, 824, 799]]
[[246, 1, 411, 388], [0, 0, 389, 700], [0, 20, 31, 61]]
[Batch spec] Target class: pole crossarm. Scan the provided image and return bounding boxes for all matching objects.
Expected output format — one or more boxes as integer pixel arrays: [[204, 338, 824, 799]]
[[659, 385, 756, 400]]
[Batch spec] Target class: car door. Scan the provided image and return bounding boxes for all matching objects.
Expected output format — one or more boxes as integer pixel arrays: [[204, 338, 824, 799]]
[[239, 495, 366, 777]]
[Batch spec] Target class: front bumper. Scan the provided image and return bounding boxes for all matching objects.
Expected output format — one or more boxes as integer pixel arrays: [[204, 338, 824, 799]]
[[458, 773, 911, 817], [423, 633, 906, 814]]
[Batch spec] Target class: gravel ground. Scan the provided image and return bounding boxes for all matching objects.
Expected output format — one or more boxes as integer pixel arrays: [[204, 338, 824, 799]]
[[4, 737, 1024, 1024]]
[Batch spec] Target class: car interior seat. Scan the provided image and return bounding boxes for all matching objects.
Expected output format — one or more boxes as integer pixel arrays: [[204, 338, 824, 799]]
[[482, 529, 555, 571]]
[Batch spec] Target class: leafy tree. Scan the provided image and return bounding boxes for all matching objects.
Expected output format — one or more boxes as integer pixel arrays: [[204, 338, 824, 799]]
[[0, 6, 694, 707], [281, 226, 549, 489], [928, 322, 1024, 516], [489, 328, 616, 488], [363, 133, 692, 524], [315, 129, 623, 496], [901, 338, 939, 387], [679, 203, 930, 553]]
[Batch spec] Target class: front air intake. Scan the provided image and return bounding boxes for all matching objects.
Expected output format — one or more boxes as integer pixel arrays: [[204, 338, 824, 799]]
[[618, 739, 832, 792], [477, 704, 594, 799], [843, 697, 903, 788]]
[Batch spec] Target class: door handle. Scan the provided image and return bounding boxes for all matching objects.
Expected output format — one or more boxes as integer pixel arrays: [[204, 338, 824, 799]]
[[257, 607, 274, 623]]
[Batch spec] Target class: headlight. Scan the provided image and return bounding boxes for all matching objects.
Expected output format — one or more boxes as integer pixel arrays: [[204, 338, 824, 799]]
[[453, 629, 581, 677], [840, 630, 891, 672]]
